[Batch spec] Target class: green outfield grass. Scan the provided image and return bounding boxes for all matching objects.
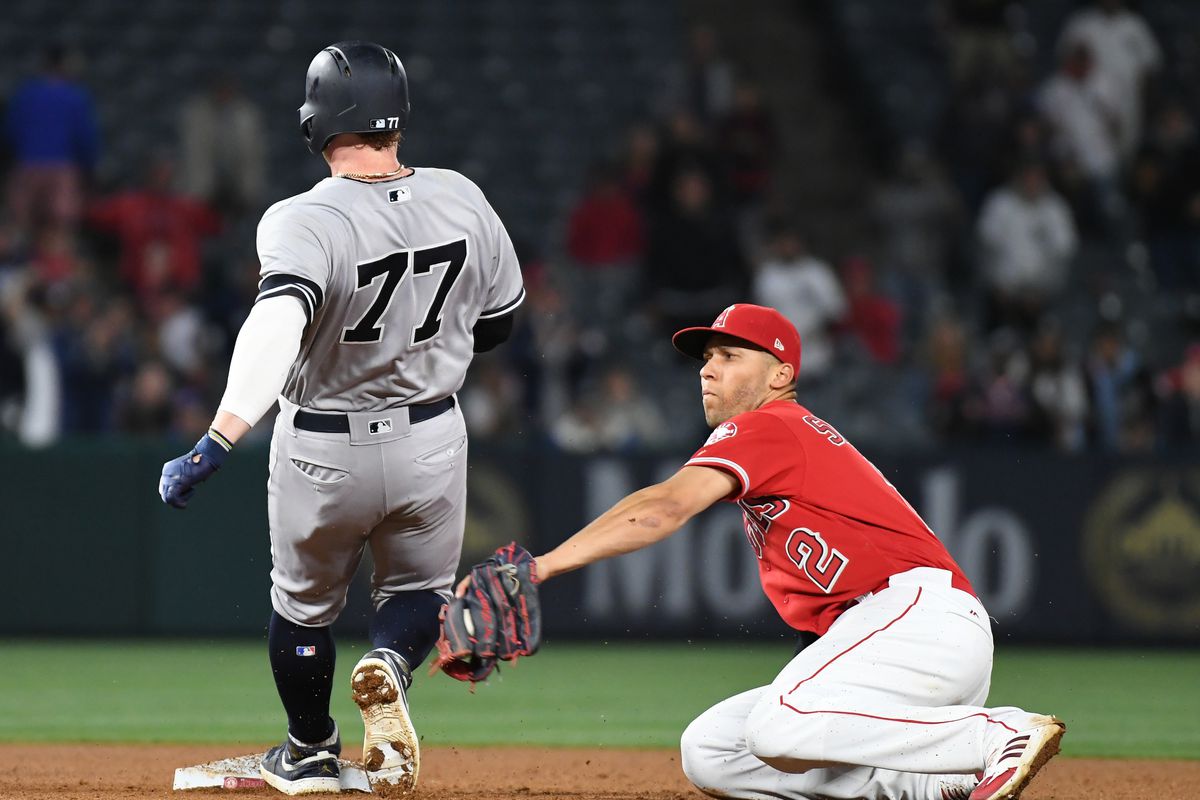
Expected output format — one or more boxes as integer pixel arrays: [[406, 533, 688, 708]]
[[0, 641, 1196, 758]]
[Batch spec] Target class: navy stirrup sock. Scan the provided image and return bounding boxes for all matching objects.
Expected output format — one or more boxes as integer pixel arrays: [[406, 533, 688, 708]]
[[370, 590, 446, 672], [268, 611, 337, 744]]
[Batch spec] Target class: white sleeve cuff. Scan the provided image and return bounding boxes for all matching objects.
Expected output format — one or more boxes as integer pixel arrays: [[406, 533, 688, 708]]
[[217, 295, 306, 428]]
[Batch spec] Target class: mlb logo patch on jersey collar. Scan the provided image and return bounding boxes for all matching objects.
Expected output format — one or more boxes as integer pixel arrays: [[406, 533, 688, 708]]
[[388, 187, 412, 204], [369, 418, 394, 435]]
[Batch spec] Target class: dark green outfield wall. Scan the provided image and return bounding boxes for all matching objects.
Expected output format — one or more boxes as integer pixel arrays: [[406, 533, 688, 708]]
[[1, 440, 275, 635], [3, 440, 1198, 643]]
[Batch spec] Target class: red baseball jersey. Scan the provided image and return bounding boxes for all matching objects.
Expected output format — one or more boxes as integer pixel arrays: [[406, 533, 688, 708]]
[[686, 400, 972, 635]]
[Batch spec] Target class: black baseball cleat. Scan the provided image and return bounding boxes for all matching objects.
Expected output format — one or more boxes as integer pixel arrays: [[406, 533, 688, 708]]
[[352, 647, 419, 793], [259, 728, 342, 795]]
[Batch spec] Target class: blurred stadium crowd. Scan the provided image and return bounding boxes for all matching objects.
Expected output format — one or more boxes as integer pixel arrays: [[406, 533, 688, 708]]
[[1, 0, 1198, 454]]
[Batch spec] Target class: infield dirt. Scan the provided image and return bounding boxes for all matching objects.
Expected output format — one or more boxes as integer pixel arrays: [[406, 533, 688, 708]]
[[5, 744, 1196, 799]]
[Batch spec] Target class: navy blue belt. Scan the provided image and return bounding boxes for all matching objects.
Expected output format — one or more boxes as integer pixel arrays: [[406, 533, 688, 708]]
[[294, 397, 455, 433]]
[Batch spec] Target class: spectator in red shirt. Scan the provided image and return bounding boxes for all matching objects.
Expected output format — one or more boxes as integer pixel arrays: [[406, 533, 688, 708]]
[[87, 154, 221, 306], [565, 161, 646, 332], [840, 255, 902, 364], [567, 161, 644, 268]]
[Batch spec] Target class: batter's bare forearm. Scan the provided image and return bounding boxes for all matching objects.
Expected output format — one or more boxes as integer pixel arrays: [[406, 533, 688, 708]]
[[210, 410, 252, 446], [535, 487, 690, 581]]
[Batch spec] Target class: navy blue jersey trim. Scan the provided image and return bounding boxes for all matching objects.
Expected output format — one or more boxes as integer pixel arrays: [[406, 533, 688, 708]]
[[256, 287, 314, 325], [478, 287, 525, 320], [256, 274, 325, 325]]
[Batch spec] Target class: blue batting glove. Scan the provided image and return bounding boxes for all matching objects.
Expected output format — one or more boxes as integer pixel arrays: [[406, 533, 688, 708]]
[[159, 430, 232, 509]]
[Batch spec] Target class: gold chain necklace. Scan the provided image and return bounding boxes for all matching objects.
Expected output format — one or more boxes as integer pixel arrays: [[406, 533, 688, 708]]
[[336, 165, 406, 181]]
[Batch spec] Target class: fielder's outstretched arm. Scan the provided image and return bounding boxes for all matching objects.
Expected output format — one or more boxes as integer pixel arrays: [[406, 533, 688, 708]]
[[534, 465, 738, 581]]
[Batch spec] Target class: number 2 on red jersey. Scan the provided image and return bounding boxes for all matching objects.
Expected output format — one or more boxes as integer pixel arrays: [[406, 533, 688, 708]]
[[785, 527, 849, 593]]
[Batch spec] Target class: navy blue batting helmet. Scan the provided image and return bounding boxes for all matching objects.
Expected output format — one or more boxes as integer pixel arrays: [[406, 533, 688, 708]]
[[299, 41, 410, 155]]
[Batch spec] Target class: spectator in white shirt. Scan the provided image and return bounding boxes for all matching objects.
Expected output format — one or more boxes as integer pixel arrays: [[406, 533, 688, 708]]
[[0, 270, 60, 447], [751, 224, 845, 379], [1039, 43, 1123, 183], [1038, 43, 1127, 226], [977, 161, 1078, 330], [1058, 0, 1162, 158]]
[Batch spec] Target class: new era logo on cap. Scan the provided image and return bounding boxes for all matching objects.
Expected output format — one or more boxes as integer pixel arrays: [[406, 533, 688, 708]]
[[774, 338, 785, 351]]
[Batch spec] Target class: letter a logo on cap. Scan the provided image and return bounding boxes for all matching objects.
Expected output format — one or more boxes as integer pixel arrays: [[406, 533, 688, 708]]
[[712, 305, 735, 329]]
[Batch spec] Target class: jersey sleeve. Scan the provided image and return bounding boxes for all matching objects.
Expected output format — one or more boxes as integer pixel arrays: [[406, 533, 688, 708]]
[[685, 412, 806, 500], [478, 204, 525, 320], [255, 204, 332, 326]]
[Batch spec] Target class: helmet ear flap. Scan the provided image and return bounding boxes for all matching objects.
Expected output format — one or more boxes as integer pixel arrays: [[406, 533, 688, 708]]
[[300, 115, 315, 148]]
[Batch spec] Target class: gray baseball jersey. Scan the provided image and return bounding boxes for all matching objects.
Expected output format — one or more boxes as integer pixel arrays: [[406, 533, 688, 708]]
[[256, 167, 525, 411], [255, 168, 523, 626]]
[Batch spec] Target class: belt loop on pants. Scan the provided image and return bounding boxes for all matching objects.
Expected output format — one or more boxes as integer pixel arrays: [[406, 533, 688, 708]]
[[293, 396, 455, 434]]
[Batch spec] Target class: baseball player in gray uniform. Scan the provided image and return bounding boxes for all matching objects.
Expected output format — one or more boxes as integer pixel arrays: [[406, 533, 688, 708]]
[[158, 41, 524, 795]]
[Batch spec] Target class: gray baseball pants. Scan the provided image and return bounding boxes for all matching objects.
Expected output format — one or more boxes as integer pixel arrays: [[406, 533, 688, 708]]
[[266, 395, 468, 626]]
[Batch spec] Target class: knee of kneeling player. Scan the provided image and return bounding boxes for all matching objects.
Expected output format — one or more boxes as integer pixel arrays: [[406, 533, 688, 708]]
[[743, 695, 826, 769], [680, 718, 732, 793]]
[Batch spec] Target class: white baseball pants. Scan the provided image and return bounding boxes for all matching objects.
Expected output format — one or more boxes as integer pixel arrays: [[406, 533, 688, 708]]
[[681, 568, 1037, 800]]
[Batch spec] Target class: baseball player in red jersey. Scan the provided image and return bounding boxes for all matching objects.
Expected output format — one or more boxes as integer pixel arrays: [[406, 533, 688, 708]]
[[532, 304, 1064, 800]]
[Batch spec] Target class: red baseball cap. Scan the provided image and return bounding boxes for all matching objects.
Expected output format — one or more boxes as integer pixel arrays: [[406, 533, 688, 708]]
[[672, 303, 801, 374]]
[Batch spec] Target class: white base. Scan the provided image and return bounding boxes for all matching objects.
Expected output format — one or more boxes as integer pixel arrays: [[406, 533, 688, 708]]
[[172, 753, 372, 792]]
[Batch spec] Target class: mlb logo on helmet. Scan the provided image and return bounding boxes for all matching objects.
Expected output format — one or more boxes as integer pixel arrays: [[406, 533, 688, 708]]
[[369, 118, 388, 129]]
